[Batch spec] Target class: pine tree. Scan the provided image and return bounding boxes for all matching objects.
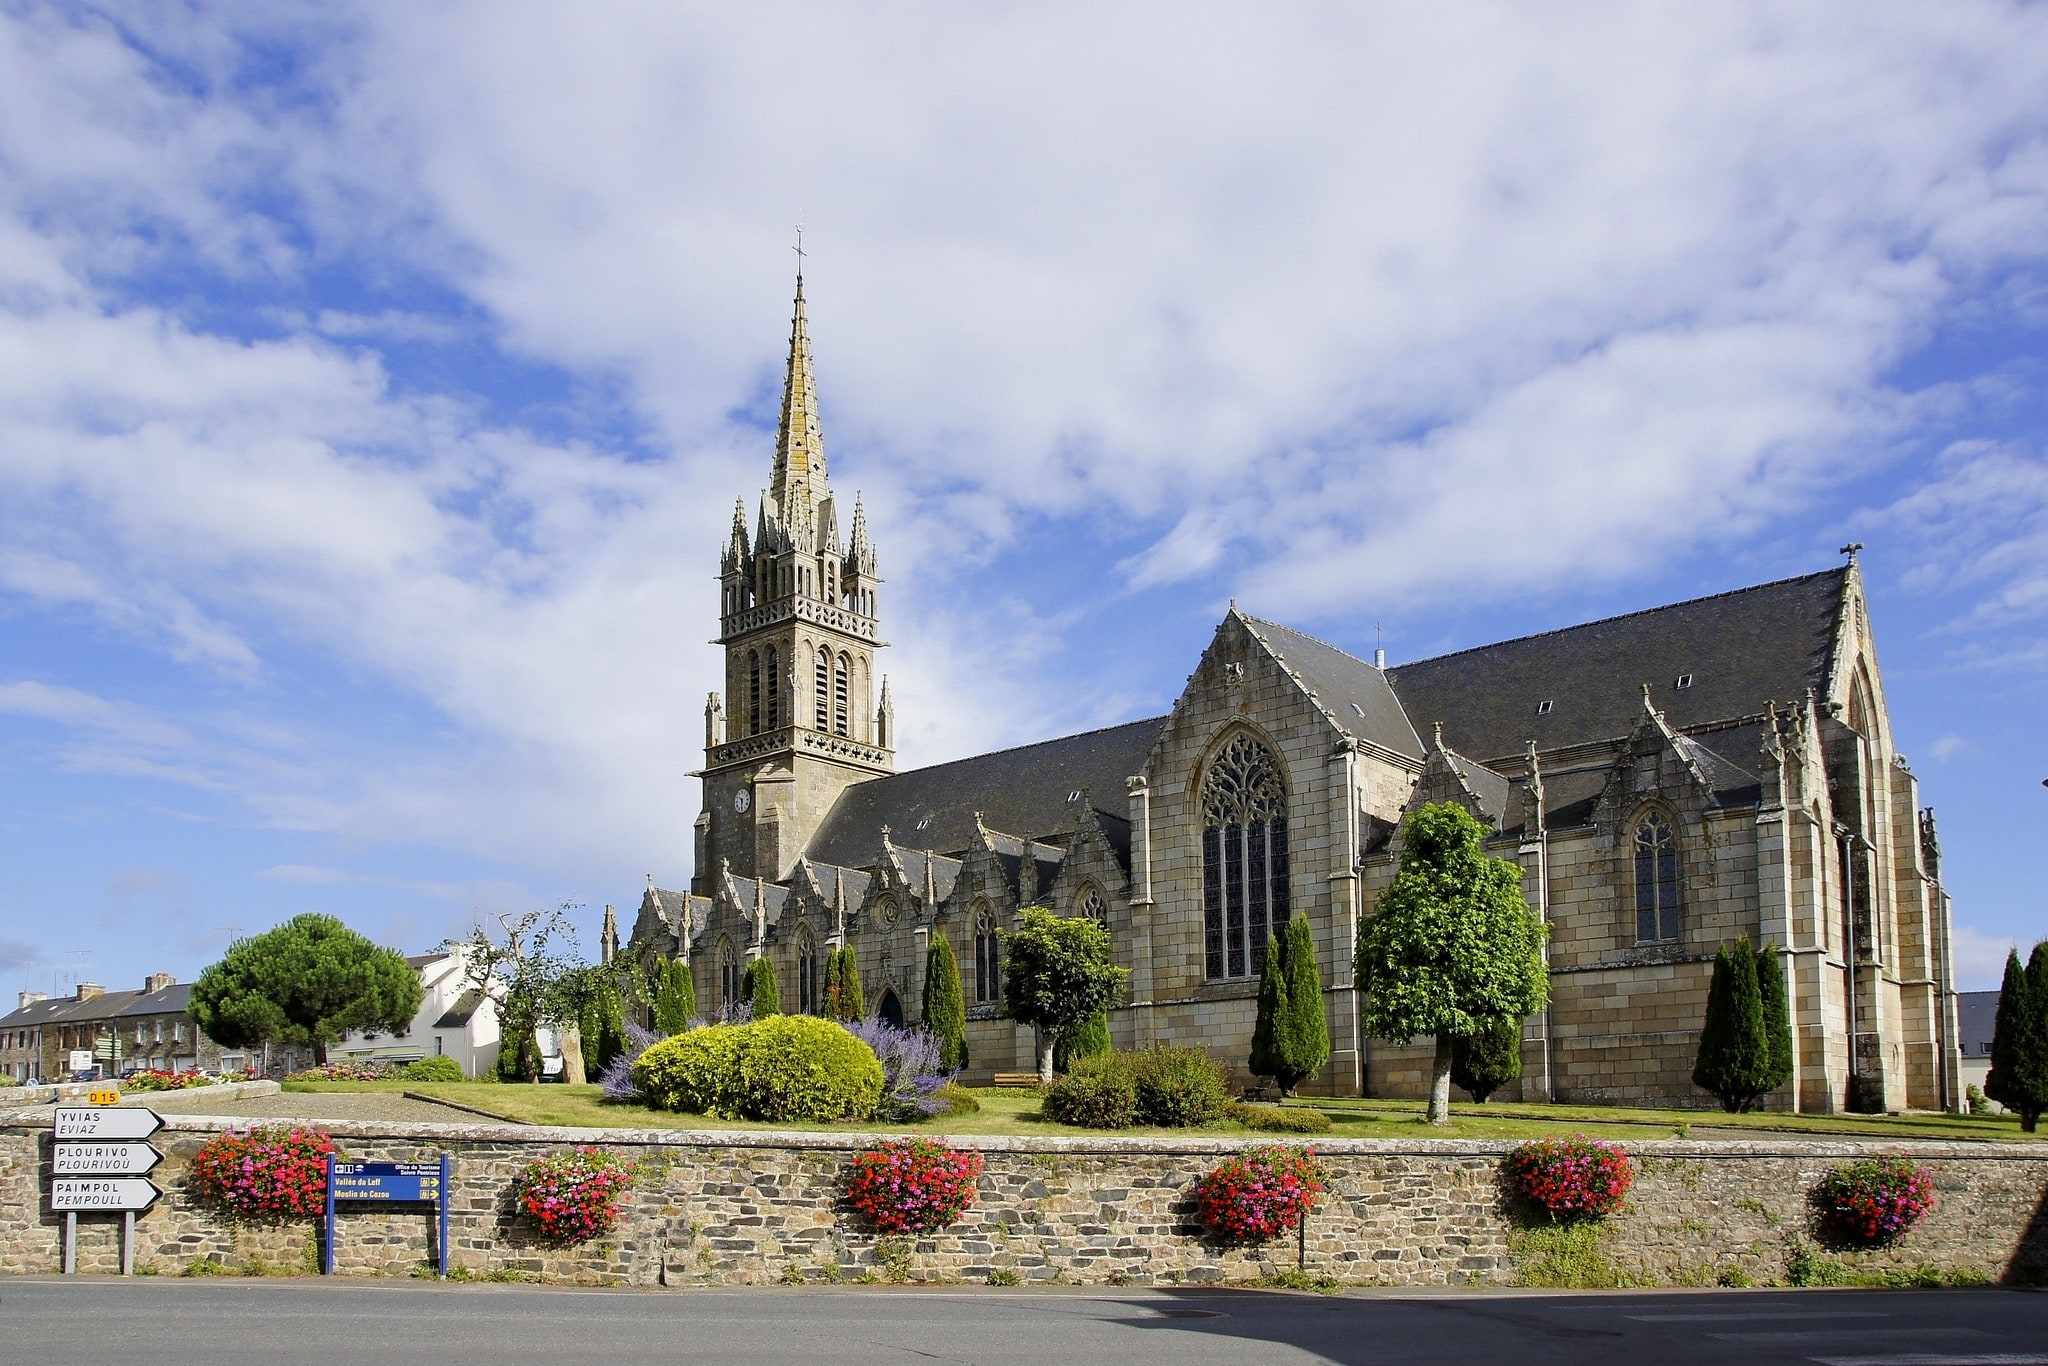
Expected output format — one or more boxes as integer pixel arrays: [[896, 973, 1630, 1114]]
[[652, 959, 696, 1035], [1755, 941, 1794, 1103], [922, 930, 970, 1070], [825, 946, 865, 1021], [743, 956, 781, 1018], [1450, 1014, 1523, 1103], [1693, 937, 1772, 1112], [1986, 944, 2048, 1132]]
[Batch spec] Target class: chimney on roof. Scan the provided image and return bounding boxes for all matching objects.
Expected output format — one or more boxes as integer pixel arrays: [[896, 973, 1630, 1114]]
[[1375, 647, 1386, 669], [145, 972, 175, 994], [74, 983, 104, 1001], [18, 990, 47, 1010]]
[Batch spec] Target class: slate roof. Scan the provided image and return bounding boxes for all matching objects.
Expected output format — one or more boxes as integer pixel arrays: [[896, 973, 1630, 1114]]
[[804, 716, 1168, 869], [114, 983, 192, 1018], [0, 994, 77, 1032], [1957, 990, 2000, 1059], [1388, 569, 1848, 764], [433, 989, 486, 1030], [1241, 616, 1425, 760]]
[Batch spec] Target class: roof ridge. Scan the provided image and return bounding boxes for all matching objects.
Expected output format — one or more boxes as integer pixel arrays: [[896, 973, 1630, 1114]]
[[1239, 613, 1377, 670], [1389, 567, 1846, 671], [884, 714, 1170, 780]]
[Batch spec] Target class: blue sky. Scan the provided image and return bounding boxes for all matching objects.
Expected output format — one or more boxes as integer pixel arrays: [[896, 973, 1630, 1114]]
[[1, 3, 2044, 997]]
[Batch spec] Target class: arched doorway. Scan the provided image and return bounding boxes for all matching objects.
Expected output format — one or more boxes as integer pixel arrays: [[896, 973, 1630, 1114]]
[[876, 988, 904, 1028]]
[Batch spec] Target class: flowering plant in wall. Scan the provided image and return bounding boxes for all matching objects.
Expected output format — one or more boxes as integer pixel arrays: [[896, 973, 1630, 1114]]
[[844, 1137, 985, 1234], [1194, 1145, 1327, 1243], [125, 1068, 220, 1092], [513, 1147, 636, 1244], [188, 1126, 338, 1221], [1503, 1136, 1634, 1222], [1812, 1156, 1936, 1246]]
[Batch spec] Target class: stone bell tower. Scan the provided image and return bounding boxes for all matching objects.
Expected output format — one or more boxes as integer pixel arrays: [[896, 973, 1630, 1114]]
[[694, 273, 893, 891]]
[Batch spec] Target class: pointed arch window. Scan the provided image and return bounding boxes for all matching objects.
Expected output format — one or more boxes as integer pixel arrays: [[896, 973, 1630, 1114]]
[[764, 645, 780, 730], [815, 646, 831, 730], [834, 653, 850, 736], [1200, 732, 1290, 980], [973, 903, 1001, 1004], [1077, 886, 1106, 925], [747, 652, 762, 736], [719, 939, 741, 1012], [1633, 813, 1680, 943], [796, 930, 820, 1015]]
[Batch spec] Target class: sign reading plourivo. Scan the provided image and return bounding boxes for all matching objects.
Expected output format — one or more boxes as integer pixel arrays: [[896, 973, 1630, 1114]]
[[51, 1178, 160, 1212], [53, 1141, 162, 1176], [53, 1107, 163, 1141]]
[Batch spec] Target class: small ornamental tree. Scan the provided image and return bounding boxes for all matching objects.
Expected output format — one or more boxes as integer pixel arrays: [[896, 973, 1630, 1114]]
[[1355, 803, 1549, 1123], [452, 904, 591, 1083], [1251, 914, 1332, 1095], [1986, 943, 2048, 1132], [921, 930, 969, 1071], [191, 914, 424, 1065], [579, 981, 628, 1079], [651, 959, 696, 1035], [824, 946, 865, 1021], [1002, 906, 1131, 1082], [1451, 1014, 1524, 1103], [1756, 941, 1795, 1101], [1694, 938, 1773, 1112], [743, 956, 781, 1018]]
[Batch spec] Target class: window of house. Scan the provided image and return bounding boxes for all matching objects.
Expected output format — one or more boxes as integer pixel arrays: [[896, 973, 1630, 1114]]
[[973, 904, 1000, 1004], [1634, 813, 1681, 942], [1200, 732, 1290, 980]]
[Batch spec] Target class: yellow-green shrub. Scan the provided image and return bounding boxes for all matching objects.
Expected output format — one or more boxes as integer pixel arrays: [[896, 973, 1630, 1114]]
[[735, 1015, 883, 1122], [634, 1023, 746, 1117]]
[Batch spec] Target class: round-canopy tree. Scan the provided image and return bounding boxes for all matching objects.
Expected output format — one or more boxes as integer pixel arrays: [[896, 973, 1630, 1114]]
[[191, 913, 423, 1065], [1002, 906, 1130, 1082], [1355, 802, 1549, 1124]]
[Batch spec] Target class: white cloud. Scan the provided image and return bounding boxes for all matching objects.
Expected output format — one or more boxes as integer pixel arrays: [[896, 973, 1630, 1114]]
[[1952, 924, 2023, 992]]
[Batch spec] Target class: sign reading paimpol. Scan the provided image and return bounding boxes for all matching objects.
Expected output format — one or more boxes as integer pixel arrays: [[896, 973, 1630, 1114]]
[[50, 1105, 165, 1273], [50, 1178, 161, 1212]]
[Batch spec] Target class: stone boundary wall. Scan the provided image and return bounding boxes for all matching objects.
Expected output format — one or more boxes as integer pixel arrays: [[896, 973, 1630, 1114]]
[[2, 1114, 2043, 1287], [0, 1079, 281, 1113]]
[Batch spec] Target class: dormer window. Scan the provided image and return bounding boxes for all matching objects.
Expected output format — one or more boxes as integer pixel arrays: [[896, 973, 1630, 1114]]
[[1536, 700, 1554, 715], [1067, 790, 1082, 802], [1675, 674, 1694, 690]]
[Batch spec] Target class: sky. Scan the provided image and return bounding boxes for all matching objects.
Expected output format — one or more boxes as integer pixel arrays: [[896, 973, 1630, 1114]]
[[0, 3, 2044, 998]]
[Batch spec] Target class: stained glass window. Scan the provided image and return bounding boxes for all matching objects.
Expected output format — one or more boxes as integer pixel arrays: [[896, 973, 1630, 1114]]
[[1634, 814, 1680, 942], [1200, 733, 1290, 980]]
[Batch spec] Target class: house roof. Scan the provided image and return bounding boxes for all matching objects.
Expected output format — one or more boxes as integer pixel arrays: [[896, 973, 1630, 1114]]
[[1240, 616, 1426, 761], [114, 983, 192, 1018], [1388, 568, 1848, 764], [433, 988, 487, 1030], [1957, 989, 2000, 1059], [804, 716, 1168, 869]]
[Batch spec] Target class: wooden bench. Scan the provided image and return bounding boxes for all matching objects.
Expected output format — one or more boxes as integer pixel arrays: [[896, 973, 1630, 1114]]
[[989, 1072, 1042, 1088]]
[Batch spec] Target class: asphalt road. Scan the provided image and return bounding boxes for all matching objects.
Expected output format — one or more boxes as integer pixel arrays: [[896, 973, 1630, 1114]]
[[2, 1278, 2042, 1365]]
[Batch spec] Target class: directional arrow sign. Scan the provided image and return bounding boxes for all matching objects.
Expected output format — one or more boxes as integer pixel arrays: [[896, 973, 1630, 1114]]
[[53, 1142, 162, 1176], [52, 1107, 162, 1141], [51, 1178, 161, 1212]]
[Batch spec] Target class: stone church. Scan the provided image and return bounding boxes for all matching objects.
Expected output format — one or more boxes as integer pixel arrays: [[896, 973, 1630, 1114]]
[[629, 279, 1963, 1113]]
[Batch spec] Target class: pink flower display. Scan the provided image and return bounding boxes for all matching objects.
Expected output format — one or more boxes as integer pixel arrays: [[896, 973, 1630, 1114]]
[[844, 1138, 985, 1234], [1194, 1146, 1327, 1243], [513, 1147, 635, 1244], [188, 1126, 337, 1220], [1813, 1157, 1935, 1246], [1503, 1136, 1634, 1222]]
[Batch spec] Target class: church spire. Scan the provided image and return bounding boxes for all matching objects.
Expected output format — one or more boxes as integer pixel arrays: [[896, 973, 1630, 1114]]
[[769, 273, 828, 519]]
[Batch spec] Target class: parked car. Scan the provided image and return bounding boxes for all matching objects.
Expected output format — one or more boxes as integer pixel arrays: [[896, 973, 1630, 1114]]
[[68, 1067, 106, 1083]]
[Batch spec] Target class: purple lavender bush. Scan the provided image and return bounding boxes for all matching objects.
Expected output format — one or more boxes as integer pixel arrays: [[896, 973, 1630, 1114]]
[[598, 1020, 662, 1103], [843, 1018, 949, 1120]]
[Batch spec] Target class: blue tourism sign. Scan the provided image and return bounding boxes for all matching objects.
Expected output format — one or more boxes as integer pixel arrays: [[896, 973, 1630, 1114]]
[[331, 1161, 444, 1202]]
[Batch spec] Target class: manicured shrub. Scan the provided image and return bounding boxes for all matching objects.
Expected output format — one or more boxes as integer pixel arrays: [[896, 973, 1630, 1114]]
[[513, 1147, 635, 1244], [1503, 1136, 1634, 1222], [402, 1055, 464, 1082], [1987, 944, 2048, 1132], [1755, 941, 1795, 1100], [1250, 914, 1331, 1095], [188, 1127, 337, 1221], [287, 1062, 392, 1082], [921, 931, 969, 1072], [845, 1138, 985, 1234], [734, 1015, 883, 1122], [126, 1068, 221, 1092], [1041, 1055, 1139, 1129], [824, 946, 864, 1021], [932, 1081, 981, 1116], [1194, 1145, 1326, 1243], [1128, 1045, 1230, 1127], [1694, 938, 1773, 1112], [743, 956, 781, 1018], [1451, 1015, 1524, 1103], [1812, 1157, 1936, 1247], [843, 1018, 948, 1121], [579, 983, 628, 1078], [633, 1023, 746, 1117], [1228, 1101, 1332, 1134]]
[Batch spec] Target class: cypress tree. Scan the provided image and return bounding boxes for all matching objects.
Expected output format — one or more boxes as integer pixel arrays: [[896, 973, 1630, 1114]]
[[1249, 931, 1290, 1088], [1693, 937, 1771, 1112], [1450, 1014, 1523, 1103], [1755, 941, 1794, 1103], [1275, 912, 1331, 1094], [922, 930, 970, 1071], [1054, 1009, 1112, 1071], [743, 956, 781, 1018], [825, 946, 865, 1021], [1986, 944, 2048, 1132], [652, 959, 696, 1034]]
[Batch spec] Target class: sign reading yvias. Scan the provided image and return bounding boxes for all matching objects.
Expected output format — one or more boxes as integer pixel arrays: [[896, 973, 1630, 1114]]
[[53, 1107, 163, 1141], [50, 1178, 161, 1212], [52, 1141, 163, 1176]]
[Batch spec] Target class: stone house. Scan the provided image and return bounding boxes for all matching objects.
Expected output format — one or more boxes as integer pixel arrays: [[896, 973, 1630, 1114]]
[[627, 279, 1961, 1113], [0, 977, 248, 1080]]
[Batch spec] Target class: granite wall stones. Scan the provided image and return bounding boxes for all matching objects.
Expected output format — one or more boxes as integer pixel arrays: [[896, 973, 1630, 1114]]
[[3, 1116, 2042, 1288]]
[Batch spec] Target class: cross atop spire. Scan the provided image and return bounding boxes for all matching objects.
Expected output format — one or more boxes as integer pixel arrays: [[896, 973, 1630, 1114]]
[[769, 268, 828, 519]]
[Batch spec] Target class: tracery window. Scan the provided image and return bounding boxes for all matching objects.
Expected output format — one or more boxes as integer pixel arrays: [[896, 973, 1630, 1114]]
[[719, 939, 741, 1010], [1633, 813, 1680, 943], [1200, 732, 1290, 980], [1077, 886, 1106, 925], [797, 931, 820, 1015], [973, 903, 1001, 1004]]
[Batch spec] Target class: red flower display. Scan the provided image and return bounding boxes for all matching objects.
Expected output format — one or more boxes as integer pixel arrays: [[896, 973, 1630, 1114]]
[[514, 1147, 635, 1244], [1813, 1157, 1935, 1246], [1504, 1136, 1634, 1221], [125, 1068, 219, 1092], [188, 1126, 338, 1221], [844, 1138, 985, 1234], [1194, 1145, 1327, 1243]]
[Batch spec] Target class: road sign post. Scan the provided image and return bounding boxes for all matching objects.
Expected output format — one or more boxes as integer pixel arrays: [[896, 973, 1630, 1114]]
[[323, 1156, 453, 1278], [50, 1105, 162, 1276]]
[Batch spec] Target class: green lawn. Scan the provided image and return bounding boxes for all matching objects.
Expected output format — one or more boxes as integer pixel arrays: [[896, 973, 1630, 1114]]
[[278, 1080, 2042, 1143]]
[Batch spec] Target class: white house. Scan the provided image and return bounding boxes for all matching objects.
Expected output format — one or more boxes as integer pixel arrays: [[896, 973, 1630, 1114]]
[[330, 948, 501, 1077]]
